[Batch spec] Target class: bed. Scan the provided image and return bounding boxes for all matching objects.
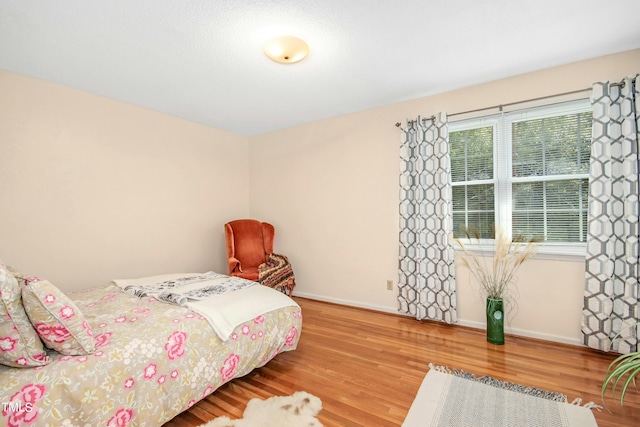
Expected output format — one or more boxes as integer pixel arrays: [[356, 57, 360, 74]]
[[0, 272, 302, 427]]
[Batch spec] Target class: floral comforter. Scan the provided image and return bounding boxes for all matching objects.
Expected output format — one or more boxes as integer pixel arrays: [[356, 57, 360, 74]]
[[0, 284, 302, 427]]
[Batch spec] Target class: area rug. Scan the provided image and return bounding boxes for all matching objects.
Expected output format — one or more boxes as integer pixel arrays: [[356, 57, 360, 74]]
[[201, 391, 323, 427], [403, 364, 599, 427]]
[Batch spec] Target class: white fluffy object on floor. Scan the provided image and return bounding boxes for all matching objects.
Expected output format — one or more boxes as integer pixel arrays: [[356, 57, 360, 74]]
[[202, 391, 323, 427]]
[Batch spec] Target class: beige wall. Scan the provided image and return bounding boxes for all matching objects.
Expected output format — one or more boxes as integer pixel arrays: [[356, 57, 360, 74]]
[[0, 70, 250, 291], [249, 49, 640, 345], [2, 49, 638, 345]]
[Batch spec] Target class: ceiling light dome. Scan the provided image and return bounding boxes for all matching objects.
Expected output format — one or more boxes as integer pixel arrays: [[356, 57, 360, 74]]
[[263, 35, 309, 64]]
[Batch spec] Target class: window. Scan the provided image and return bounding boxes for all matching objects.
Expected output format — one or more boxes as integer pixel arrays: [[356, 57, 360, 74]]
[[449, 99, 591, 251]]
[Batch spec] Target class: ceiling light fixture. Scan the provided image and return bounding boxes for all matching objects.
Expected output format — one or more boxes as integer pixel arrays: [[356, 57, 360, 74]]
[[263, 35, 309, 64]]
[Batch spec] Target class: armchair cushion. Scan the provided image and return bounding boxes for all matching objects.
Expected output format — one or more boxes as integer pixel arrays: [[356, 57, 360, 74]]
[[233, 267, 259, 281]]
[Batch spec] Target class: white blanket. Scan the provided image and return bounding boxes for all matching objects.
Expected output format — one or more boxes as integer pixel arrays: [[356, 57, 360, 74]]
[[112, 272, 299, 341]]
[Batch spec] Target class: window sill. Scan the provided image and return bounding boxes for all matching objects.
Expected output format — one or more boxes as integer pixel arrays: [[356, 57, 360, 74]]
[[453, 244, 586, 263]]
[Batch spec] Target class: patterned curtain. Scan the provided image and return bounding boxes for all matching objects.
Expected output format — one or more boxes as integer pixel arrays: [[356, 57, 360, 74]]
[[582, 75, 640, 353], [398, 113, 457, 324]]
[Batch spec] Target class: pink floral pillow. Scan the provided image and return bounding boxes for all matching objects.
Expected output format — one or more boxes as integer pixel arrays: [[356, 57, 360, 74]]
[[8, 267, 42, 288], [21, 279, 95, 355], [0, 263, 50, 367]]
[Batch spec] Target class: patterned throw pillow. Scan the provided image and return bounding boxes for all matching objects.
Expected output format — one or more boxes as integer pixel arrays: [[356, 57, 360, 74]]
[[21, 278, 95, 355], [8, 267, 43, 288], [0, 263, 50, 367]]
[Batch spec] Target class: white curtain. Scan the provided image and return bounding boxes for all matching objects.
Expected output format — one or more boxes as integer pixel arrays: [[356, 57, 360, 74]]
[[582, 75, 640, 353], [398, 113, 457, 323]]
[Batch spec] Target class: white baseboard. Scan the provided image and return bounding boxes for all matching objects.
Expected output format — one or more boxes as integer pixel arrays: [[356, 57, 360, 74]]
[[294, 291, 404, 315], [293, 291, 583, 347], [455, 319, 582, 347]]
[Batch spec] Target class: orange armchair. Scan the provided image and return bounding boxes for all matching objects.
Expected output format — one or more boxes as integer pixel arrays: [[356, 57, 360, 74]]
[[224, 219, 275, 281]]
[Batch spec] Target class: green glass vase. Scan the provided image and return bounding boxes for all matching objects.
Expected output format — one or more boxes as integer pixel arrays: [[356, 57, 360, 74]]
[[486, 297, 505, 345]]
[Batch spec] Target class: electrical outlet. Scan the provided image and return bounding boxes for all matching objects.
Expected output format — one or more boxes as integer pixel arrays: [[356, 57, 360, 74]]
[[386, 280, 393, 290]]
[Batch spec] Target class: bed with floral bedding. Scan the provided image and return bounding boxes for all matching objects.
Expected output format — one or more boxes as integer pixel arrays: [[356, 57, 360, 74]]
[[0, 271, 302, 427]]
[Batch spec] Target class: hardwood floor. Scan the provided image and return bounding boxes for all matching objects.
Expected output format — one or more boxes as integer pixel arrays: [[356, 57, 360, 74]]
[[165, 297, 640, 426]]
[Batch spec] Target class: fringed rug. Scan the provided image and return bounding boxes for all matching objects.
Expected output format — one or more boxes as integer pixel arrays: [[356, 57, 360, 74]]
[[403, 364, 599, 427]]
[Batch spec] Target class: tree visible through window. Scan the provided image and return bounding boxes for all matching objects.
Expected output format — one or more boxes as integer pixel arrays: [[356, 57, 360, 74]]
[[450, 126, 495, 239], [450, 100, 591, 246]]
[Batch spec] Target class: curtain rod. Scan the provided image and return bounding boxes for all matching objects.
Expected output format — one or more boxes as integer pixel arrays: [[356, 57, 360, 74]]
[[394, 87, 589, 128], [446, 87, 590, 119], [394, 77, 633, 128]]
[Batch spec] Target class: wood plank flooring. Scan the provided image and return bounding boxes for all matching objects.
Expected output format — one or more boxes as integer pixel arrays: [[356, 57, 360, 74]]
[[164, 297, 640, 426]]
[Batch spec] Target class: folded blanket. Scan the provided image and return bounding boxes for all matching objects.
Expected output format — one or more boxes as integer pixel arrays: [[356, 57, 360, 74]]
[[259, 254, 296, 296], [114, 271, 254, 303], [112, 272, 298, 340]]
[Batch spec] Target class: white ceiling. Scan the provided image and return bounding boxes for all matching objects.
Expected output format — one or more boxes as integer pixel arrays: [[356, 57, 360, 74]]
[[1, 1, 639, 136]]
